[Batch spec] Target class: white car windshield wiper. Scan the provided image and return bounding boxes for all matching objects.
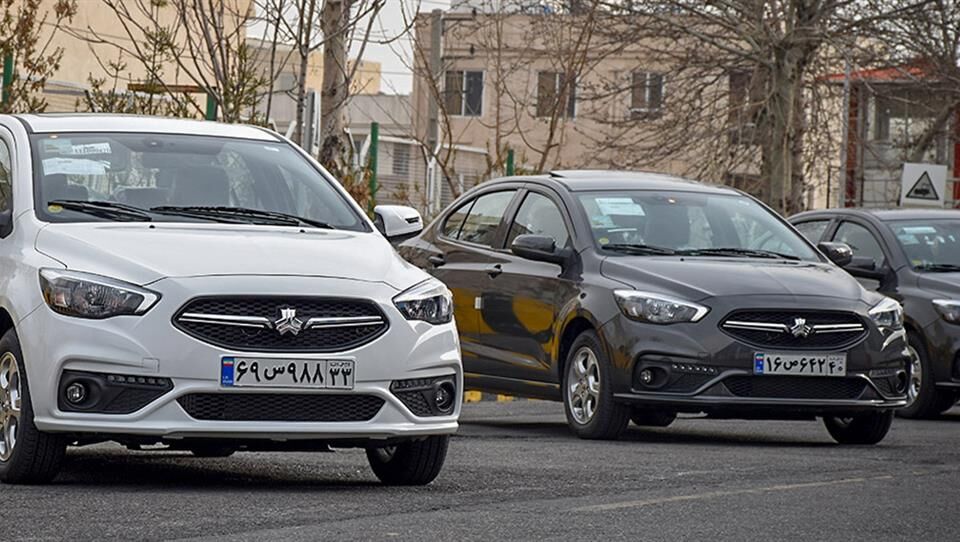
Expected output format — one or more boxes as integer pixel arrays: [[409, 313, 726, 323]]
[[677, 247, 801, 261], [48, 199, 153, 222], [150, 206, 335, 229], [601, 243, 677, 255]]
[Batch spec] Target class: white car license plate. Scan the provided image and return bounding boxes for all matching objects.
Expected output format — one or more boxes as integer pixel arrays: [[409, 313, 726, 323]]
[[753, 352, 846, 377], [220, 357, 354, 389]]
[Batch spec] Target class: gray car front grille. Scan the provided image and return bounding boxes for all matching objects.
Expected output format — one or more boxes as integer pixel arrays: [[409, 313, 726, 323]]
[[720, 310, 868, 350]]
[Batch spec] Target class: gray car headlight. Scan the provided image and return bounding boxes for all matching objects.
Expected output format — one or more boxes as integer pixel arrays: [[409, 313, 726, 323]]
[[614, 290, 709, 324], [933, 300, 960, 324], [39, 269, 160, 319], [868, 297, 903, 330], [393, 279, 453, 325]]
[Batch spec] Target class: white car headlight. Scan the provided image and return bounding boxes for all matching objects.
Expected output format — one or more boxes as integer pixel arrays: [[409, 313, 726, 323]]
[[393, 279, 453, 325], [39, 269, 160, 319], [868, 297, 903, 330], [614, 290, 709, 324], [933, 300, 960, 324]]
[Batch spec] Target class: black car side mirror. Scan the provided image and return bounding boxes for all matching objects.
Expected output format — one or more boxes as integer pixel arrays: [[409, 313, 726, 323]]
[[0, 209, 12, 238], [511, 234, 567, 265], [817, 242, 853, 267]]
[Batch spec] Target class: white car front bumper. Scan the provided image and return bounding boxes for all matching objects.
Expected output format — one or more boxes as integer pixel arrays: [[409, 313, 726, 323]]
[[18, 274, 461, 442]]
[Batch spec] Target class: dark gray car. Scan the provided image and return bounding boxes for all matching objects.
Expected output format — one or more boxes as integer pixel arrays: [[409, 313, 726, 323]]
[[790, 208, 960, 418], [399, 171, 909, 443]]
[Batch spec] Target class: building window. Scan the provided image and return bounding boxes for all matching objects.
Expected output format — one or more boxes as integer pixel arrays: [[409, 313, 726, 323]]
[[444, 70, 483, 117], [537, 72, 576, 118], [630, 71, 663, 119], [392, 143, 411, 176]]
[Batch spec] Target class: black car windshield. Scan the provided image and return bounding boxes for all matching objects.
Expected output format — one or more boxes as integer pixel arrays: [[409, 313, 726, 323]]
[[888, 219, 960, 271], [30, 132, 367, 231], [577, 190, 819, 261]]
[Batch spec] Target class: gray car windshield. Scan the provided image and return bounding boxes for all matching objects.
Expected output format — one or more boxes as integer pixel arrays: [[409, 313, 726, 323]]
[[888, 219, 960, 271], [577, 190, 819, 261], [30, 133, 367, 231]]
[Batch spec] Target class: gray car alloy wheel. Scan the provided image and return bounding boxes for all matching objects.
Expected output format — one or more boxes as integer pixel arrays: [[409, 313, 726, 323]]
[[906, 344, 922, 408], [567, 345, 601, 425], [0, 352, 21, 462]]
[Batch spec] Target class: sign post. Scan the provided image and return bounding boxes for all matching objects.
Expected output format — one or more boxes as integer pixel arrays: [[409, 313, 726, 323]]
[[900, 163, 947, 208]]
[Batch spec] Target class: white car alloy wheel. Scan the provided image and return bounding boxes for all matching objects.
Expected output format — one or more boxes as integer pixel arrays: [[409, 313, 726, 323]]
[[0, 352, 21, 462], [566, 346, 601, 425]]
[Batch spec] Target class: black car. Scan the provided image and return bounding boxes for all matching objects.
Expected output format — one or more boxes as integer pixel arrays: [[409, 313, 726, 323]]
[[399, 171, 909, 443], [790, 208, 960, 418]]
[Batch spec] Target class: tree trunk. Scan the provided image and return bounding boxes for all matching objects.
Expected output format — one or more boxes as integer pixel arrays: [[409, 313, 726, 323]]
[[318, 0, 350, 174]]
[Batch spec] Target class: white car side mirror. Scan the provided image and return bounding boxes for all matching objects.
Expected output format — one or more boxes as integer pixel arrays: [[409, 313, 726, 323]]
[[373, 205, 423, 242]]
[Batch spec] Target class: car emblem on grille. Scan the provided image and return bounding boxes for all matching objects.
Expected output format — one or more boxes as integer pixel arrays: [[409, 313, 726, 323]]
[[273, 308, 304, 336], [789, 317, 814, 338]]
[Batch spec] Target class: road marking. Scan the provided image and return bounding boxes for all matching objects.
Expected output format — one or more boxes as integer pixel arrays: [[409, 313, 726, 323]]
[[572, 475, 894, 513]]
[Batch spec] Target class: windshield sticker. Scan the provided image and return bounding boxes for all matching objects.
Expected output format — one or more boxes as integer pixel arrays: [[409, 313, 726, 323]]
[[69, 142, 112, 155], [900, 226, 937, 235], [589, 214, 615, 228], [42, 157, 108, 176], [42, 138, 72, 154], [595, 197, 645, 216]]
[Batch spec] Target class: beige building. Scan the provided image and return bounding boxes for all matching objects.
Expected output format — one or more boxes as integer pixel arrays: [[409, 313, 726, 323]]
[[412, 7, 843, 211], [37, 0, 254, 112]]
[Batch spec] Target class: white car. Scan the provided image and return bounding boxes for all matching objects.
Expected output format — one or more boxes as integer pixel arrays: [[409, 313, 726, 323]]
[[0, 114, 461, 485]]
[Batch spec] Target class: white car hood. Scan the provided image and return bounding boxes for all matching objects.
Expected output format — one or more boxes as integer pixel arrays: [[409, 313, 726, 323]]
[[35, 222, 426, 290]]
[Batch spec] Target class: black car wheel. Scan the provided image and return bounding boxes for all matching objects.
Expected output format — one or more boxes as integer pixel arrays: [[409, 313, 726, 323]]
[[366, 435, 449, 486], [823, 411, 894, 445], [562, 331, 629, 440], [630, 409, 677, 427], [899, 332, 957, 419], [0, 330, 67, 485]]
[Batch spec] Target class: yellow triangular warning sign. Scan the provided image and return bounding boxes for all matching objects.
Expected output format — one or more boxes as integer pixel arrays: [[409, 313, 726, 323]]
[[906, 171, 939, 200]]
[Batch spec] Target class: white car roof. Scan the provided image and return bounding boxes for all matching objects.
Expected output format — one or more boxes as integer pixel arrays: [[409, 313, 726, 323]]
[[11, 114, 281, 141]]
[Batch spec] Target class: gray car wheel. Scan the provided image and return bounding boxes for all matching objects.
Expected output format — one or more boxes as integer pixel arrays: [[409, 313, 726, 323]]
[[562, 331, 629, 440]]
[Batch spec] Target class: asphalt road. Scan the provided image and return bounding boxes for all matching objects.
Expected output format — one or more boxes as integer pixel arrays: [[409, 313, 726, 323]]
[[3, 401, 959, 541]]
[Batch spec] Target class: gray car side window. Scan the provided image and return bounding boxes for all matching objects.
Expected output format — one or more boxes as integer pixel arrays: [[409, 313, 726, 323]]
[[0, 138, 10, 213], [441, 199, 474, 239], [794, 220, 830, 243], [506, 192, 569, 248], [834, 221, 886, 267], [456, 190, 516, 247]]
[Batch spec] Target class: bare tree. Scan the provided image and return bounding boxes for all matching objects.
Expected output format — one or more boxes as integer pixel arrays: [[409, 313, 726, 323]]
[[580, 0, 917, 213], [76, 0, 265, 122], [0, 0, 77, 113]]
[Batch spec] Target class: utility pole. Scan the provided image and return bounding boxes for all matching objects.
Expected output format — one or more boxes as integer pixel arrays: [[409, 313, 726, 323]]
[[294, 0, 319, 147]]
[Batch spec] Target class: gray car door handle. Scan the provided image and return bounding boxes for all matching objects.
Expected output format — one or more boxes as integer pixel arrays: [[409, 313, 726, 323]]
[[486, 264, 503, 277]]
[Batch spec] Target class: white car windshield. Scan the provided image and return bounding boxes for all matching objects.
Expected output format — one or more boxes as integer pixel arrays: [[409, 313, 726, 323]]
[[30, 132, 367, 231], [577, 190, 820, 261]]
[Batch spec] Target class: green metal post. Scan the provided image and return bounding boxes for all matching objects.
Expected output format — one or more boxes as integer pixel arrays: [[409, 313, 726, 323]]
[[2, 53, 14, 105], [205, 93, 218, 121], [368, 122, 379, 213], [506, 148, 515, 176]]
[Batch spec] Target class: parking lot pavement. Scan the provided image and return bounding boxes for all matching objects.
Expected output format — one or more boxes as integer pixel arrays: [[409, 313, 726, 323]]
[[3, 401, 959, 542]]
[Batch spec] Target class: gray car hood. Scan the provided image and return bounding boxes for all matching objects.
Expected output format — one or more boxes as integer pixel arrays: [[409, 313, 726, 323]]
[[601, 256, 867, 302]]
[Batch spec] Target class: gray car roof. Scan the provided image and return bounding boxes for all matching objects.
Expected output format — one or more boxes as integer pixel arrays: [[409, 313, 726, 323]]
[[494, 170, 743, 195]]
